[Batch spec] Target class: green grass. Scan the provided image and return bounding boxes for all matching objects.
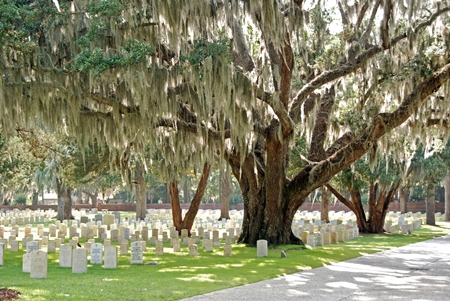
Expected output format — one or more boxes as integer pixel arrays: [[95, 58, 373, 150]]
[[1, 222, 450, 301]]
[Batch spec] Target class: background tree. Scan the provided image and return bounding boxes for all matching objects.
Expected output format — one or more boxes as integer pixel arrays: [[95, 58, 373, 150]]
[[2, 1, 450, 245], [410, 145, 447, 225], [327, 154, 402, 233]]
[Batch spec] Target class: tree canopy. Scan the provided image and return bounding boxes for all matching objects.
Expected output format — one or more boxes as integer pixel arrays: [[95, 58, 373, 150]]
[[2, 0, 450, 245]]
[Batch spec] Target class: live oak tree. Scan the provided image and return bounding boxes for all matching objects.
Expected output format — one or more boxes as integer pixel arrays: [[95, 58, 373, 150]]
[[2, 1, 450, 245], [326, 155, 402, 233]]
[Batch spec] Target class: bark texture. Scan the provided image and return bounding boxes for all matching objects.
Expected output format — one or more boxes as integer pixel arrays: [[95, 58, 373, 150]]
[[135, 161, 147, 220], [426, 187, 436, 225], [219, 167, 231, 220]]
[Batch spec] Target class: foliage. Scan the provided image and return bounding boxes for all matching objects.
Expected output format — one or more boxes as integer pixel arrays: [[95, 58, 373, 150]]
[[13, 192, 27, 205]]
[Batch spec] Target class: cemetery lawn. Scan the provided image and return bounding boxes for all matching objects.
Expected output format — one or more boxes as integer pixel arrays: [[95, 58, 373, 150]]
[[1, 222, 450, 301]]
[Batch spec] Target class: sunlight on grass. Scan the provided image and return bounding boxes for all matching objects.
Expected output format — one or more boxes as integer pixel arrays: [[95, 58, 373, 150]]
[[1, 222, 449, 300], [177, 274, 218, 282]]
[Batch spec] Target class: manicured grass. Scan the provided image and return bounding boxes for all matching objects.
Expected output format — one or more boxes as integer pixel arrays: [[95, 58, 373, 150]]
[[1, 222, 450, 301]]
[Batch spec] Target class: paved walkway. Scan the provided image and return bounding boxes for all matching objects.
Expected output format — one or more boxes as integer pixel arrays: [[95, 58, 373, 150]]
[[180, 235, 450, 301]]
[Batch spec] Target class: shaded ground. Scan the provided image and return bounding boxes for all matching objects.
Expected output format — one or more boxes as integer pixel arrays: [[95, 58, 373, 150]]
[[0, 288, 21, 301]]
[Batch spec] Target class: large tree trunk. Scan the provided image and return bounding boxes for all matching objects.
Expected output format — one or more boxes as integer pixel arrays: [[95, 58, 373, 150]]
[[230, 133, 303, 247], [183, 178, 190, 204], [63, 187, 74, 220], [170, 162, 211, 235], [321, 185, 329, 223], [399, 186, 408, 214], [135, 161, 147, 220], [445, 174, 450, 221], [219, 165, 231, 220], [56, 176, 64, 221], [426, 187, 436, 225]]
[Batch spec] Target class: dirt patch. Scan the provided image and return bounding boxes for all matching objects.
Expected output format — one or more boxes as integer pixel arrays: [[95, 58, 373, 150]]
[[0, 288, 22, 301]]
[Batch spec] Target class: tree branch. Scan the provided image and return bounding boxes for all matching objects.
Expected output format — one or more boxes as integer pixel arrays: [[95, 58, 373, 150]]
[[289, 5, 450, 125]]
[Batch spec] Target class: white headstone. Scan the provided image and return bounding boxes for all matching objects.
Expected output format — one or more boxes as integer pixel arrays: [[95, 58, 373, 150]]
[[155, 240, 164, 256], [224, 245, 232, 257], [189, 244, 198, 256], [22, 253, 32, 272], [257, 240, 268, 257], [26, 241, 39, 253], [30, 250, 47, 278], [90, 243, 103, 265], [130, 241, 143, 264], [59, 244, 73, 268], [72, 248, 88, 274], [104, 246, 118, 269]]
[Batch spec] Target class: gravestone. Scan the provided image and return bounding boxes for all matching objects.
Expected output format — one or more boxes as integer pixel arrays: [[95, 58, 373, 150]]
[[323, 233, 331, 245], [10, 240, 19, 252], [257, 240, 268, 257], [90, 243, 103, 265], [0, 243, 3, 266], [22, 253, 32, 272], [155, 240, 164, 256], [141, 226, 149, 241], [197, 227, 204, 238], [103, 214, 115, 229], [223, 245, 232, 257], [124, 228, 131, 240], [315, 233, 323, 246], [26, 241, 39, 253], [131, 241, 143, 264], [72, 248, 88, 274], [172, 240, 181, 252], [204, 239, 213, 252], [111, 229, 119, 242], [181, 229, 189, 240], [120, 241, 128, 255], [59, 244, 73, 268], [30, 250, 47, 279], [189, 244, 198, 256], [306, 234, 315, 247], [47, 241, 56, 253], [104, 246, 118, 269]]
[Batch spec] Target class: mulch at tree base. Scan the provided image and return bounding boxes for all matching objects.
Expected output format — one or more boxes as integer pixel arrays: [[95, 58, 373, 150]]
[[0, 288, 22, 301]]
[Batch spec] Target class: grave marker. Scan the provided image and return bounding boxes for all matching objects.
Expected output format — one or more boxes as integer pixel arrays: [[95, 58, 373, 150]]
[[104, 246, 118, 269], [131, 241, 143, 264], [90, 243, 103, 265], [30, 250, 47, 279], [59, 244, 73, 268], [257, 240, 268, 257], [72, 248, 88, 274]]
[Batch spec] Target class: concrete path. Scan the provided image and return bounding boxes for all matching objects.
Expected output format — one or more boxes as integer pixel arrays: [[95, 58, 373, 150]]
[[180, 235, 450, 301]]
